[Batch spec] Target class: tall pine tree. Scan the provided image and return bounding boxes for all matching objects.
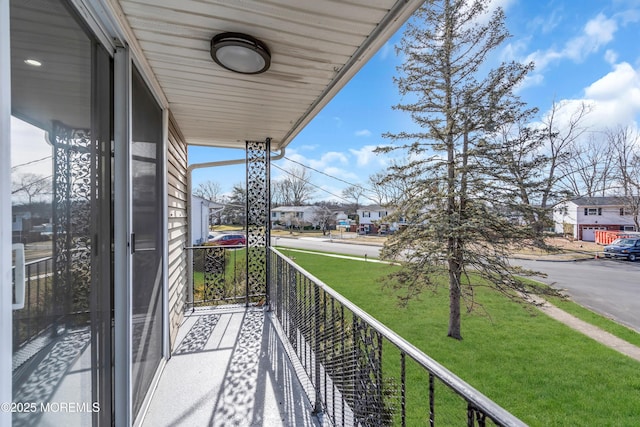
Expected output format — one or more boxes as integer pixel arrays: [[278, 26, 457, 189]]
[[378, 0, 555, 339]]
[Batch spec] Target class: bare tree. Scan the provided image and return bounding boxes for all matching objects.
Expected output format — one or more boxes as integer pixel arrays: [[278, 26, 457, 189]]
[[539, 101, 592, 206], [11, 173, 51, 204], [558, 134, 615, 197], [487, 101, 592, 237], [341, 184, 366, 215], [193, 180, 222, 202], [271, 180, 287, 207], [368, 164, 412, 206], [609, 126, 640, 230], [311, 205, 334, 235], [275, 166, 315, 206]]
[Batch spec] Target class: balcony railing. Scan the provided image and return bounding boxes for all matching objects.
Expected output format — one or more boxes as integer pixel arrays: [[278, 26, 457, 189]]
[[12, 257, 55, 353], [11, 256, 62, 373], [268, 247, 526, 427], [186, 245, 256, 308]]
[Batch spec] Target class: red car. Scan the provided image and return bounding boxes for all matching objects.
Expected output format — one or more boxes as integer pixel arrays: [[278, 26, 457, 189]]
[[208, 233, 246, 246]]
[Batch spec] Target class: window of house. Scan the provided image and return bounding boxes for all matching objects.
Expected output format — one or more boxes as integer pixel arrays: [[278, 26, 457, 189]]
[[584, 208, 601, 216], [620, 208, 632, 216], [363, 211, 370, 218]]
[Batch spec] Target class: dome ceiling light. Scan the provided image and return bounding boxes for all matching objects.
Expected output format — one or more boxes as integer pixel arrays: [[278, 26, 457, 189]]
[[210, 32, 271, 74]]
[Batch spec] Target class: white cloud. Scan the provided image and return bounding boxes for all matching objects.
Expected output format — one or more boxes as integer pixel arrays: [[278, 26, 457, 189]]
[[501, 38, 530, 62], [585, 62, 637, 100], [517, 73, 545, 92], [348, 145, 382, 167], [324, 167, 359, 182], [10, 117, 52, 177], [616, 8, 640, 25], [525, 13, 617, 72], [539, 61, 640, 135], [604, 49, 618, 65], [297, 144, 318, 152], [581, 62, 640, 128], [313, 151, 348, 168], [355, 129, 372, 137], [535, 9, 562, 35], [471, 0, 517, 26], [378, 42, 392, 61], [283, 150, 350, 181]]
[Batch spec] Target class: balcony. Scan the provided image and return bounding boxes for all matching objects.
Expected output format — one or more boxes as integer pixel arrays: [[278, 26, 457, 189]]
[[141, 246, 525, 426]]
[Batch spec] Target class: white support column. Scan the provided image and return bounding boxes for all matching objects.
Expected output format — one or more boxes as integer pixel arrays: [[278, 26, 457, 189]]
[[0, 0, 12, 423]]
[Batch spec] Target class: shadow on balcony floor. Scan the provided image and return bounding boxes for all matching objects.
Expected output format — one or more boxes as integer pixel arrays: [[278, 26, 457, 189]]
[[142, 305, 321, 427]]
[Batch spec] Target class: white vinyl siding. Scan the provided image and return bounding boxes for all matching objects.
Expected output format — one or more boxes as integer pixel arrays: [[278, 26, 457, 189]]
[[167, 115, 188, 350]]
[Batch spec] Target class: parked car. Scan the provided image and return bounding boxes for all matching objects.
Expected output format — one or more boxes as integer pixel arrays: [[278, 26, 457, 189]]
[[208, 233, 246, 246], [603, 238, 640, 261]]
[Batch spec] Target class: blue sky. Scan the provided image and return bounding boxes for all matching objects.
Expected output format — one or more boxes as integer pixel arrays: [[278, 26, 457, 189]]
[[191, 0, 640, 203]]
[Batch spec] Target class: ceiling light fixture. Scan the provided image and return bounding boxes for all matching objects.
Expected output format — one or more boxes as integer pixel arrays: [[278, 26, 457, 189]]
[[210, 32, 271, 74], [24, 59, 42, 67]]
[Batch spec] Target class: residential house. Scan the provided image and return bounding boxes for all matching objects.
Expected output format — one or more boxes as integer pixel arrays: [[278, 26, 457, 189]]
[[2, 1, 523, 426], [271, 205, 323, 229], [357, 205, 405, 234], [554, 196, 638, 241], [190, 195, 223, 245]]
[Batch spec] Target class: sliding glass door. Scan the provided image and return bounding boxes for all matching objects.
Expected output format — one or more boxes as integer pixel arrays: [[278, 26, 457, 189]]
[[9, 0, 113, 424], [130, 66, 164, 420]]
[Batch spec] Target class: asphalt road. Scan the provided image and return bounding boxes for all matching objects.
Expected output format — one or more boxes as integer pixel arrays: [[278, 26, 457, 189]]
[[273, 235, 382, 258], [274, 236, 640, 333], [513, 258, 640, 333]]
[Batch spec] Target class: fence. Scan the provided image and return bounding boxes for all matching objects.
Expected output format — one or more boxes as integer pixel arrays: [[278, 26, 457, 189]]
[[12, 256, 55, 353], [595, 230, 640, 245], [186, 245, 262, 308], [268, 247, 526, 427]]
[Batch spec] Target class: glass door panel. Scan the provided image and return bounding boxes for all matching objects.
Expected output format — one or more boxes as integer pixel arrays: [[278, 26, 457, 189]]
[[10, 0, 112, 425], [130, 66, 164, 419]]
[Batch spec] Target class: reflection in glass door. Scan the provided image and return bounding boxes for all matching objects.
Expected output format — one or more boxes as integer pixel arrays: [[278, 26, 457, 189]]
[[10, 0, 112, 425]]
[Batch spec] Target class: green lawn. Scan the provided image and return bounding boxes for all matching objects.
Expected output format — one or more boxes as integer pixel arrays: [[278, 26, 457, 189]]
[[277, 248, 640, 426]]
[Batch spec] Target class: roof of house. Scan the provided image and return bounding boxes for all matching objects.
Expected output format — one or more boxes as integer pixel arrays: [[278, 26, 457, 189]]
[[191, 195, 224, 208], [272, 206, 320, 213], [569, 197, 628, 206], [357, 205, 388, 212]]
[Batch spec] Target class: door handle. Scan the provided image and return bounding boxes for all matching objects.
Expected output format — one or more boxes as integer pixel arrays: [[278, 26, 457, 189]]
[[12, 243, 25, 310]]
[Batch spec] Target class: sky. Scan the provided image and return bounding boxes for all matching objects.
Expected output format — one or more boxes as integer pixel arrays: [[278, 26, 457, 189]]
[[193, 0, 640, 204]]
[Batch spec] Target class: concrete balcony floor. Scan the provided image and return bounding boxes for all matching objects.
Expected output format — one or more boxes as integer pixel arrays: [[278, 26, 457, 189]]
[[141, 305, 322, 427]]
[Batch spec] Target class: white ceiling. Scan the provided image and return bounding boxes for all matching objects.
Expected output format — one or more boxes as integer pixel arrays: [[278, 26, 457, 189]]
[[115, 0, 423, 150]]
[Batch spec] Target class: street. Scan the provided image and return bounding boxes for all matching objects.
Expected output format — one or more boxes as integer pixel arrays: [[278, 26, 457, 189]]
[[273, 236, 640, 333], [272, 235, 382, 259], [513, 258, 640, 333]]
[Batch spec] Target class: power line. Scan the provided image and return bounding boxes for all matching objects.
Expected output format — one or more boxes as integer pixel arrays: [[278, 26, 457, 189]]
[[279, 155, 388, 205], [282, 156, 367, 191], [271, 163, 352, 203], [11, 155, 52, 170]]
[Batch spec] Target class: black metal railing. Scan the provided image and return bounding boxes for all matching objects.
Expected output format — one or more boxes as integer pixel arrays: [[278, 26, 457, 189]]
[[268, 247, 526, 427], [12, 256, 55, 352], [186, 245, 265, 308]]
